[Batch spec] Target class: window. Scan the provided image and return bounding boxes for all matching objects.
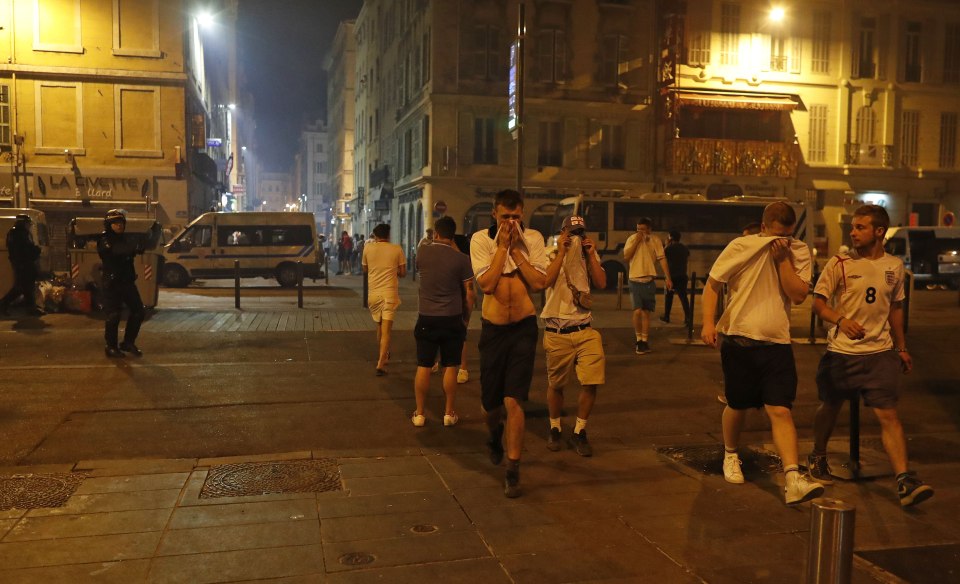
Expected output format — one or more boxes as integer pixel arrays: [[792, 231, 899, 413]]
[[113, 0, 160, 58], [177, 225, 212, 250], [581, 202, 608, 234], [900, 110, 920, 167], [600, 124, 624, 169], [421, 115, 430, 166], [315, 142, 323, 153], [403, 128, 413, 175], [940, 113, 957, 169], [217, 225, 313, 247], [808, 105, 828, 163], [538, 121, 562, 167], [35, 81, 84, 155], [0, 85, 10, 150], [686, 11, 711, 66], [422, 31, 431, 83], [599, 35, 627, 87], [811, 12, 831, 74], [466, 25, 503, 80], [856, 106, 877, 147], [473, 117, 497, 164], [719, 3, 740, 66], [538, 29, 567, 83], [854, 18, 877, 79], [34, 0, 82, 53], [315, 162, 323, 174], [946, 23, 960, 83], [904, 22, 922, 82]]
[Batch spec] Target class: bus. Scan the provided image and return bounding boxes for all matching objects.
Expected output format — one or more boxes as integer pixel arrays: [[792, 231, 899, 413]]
[[548, 193, 809, 289]]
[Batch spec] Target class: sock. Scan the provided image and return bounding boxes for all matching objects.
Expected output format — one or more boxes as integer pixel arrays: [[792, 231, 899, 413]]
[[574, 417, 588, 434], [784, 464, 800, 481], [636, 333, 642, 341], [724, 447, 738, 456], [640, 334, 648, 342], [549, 417, 561, 431]]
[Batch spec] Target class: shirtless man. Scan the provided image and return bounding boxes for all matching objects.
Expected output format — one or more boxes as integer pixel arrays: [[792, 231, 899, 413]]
[[471, 189, 548, 497]]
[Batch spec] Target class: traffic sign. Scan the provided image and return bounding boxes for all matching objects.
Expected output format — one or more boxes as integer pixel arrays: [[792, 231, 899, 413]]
[[434, 200, 447, 214], [944, 211, 956, 226]]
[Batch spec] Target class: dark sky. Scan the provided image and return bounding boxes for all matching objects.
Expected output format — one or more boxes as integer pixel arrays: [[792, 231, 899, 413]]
[[238, 0, 363, 171]]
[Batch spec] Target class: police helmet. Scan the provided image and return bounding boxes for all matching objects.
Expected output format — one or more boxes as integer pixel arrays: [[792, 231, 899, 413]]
[[14, 213, 32, 224], [104, 208, 128, 228]]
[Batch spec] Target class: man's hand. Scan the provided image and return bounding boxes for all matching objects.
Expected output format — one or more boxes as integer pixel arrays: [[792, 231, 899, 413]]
[[557, 230, 571, 255], [838, 318, 866, 340], [898, 350, 913, 374], [582, 236, 595, 253], [770, 238, 792, 262], [701, 321, 718, 348], [496, 221, 513, 249], [665, 277, 673, 291]]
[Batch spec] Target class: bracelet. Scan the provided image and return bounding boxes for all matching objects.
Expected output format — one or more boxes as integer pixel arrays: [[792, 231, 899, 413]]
[[895, 347, 908, 353], [515, 258, 527, 268], [836, 316, 845, 326]]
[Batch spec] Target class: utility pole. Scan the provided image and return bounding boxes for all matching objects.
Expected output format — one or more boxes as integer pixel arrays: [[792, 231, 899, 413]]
[[510, 1, 526, 195]]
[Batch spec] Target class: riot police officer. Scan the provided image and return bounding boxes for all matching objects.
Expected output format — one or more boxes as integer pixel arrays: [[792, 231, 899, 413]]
[[98, 209, 158, 357], [0, 214, 42, 316]]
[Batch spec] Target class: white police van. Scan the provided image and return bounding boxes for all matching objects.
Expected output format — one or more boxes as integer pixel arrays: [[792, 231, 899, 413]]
[[884, 226, 960, 288]]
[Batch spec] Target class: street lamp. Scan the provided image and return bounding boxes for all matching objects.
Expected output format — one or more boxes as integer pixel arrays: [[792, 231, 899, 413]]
[[197, 11, 214, 28], [769, 7, 786, 23]]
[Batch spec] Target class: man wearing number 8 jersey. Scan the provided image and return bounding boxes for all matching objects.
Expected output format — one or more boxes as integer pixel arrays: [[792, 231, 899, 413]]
[[808, 205, 933, 507]]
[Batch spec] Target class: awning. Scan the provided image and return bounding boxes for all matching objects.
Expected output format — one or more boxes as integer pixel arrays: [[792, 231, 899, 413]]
[[676, 92, 800, 111], [812, 180, 853, 191]]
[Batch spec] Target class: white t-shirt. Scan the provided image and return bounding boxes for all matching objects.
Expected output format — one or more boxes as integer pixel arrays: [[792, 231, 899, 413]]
[[470, 226, 549, 278], [623, 233, 665, 281], [814, 251, 905, 355], [709, 234, 812, 344], [540, 247, 599, 327], [362, 240, 406, 300]]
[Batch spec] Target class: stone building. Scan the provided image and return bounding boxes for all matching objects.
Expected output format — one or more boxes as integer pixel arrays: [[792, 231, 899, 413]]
[[324, 20, 357, 240]]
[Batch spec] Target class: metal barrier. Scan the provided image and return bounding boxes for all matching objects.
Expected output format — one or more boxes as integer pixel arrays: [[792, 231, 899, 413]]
[[616, 272, 624, 309], [686, 272, 698, 341], [297, 261, 304, 309], [234, 260, 241, 310], [805, 498, 856, 584]]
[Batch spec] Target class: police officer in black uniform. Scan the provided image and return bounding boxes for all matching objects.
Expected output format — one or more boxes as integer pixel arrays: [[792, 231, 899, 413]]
[[98, 209, 158, 357], [0, 214, 43, 316]]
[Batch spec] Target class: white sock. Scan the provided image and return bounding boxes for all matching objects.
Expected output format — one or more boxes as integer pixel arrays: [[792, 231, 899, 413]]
[[549, 418, 561, 431], [784, 464, 800, 482], [574, 417, 588, 434], [640, 334, 648, 342], [636, 333, 642, 341]]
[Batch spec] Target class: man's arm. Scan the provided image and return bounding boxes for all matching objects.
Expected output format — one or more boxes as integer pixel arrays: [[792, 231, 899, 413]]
[[700, 276, 723, 348], [772, 239, 808, 304], [543, 231, 570, 288], [476, 246, 509, 294], [622, 234, 638, 261], [462, 279, 476, 321], [812, 295, 866, 340], [888, 301, 913, 373], [514, 247, 546, 291], [658, 255, 673, 290]]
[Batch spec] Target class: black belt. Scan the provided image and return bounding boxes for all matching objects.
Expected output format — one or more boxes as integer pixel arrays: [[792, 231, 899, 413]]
[[545, 323, 591, 335]]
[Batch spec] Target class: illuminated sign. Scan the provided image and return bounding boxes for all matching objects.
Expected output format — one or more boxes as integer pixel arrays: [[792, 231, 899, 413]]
[[207, 138, 223, 147], [508, 42, 518, 135]]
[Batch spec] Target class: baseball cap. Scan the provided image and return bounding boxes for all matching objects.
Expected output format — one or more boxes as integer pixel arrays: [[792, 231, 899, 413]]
[[562, 215, 586, 234]]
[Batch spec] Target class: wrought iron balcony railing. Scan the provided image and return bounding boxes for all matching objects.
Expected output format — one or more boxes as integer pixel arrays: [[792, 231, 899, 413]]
[[666, 138, 798, 178]]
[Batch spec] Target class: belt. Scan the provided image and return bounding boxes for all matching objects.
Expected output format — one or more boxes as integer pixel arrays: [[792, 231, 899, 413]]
[[545, 323, 591, 335]]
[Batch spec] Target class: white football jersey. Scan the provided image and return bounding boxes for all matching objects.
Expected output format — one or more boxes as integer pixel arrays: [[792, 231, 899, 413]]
[[814, 251, 905, 355]]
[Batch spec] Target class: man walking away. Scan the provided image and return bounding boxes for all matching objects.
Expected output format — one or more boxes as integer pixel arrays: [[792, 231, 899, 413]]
[[412, 217, 476, 426], [541, 215, 606, 456], [701, 202, 824, 505], [471, 189, 547, 497], [661, 230, 691, 326], [808, 204, 933, 507], [0, 215, 42, 316], [623, 218, 672, 354], [362, 223, 406, 375]]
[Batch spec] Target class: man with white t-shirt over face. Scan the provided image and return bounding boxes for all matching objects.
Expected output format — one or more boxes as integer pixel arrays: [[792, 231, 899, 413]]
[[808, 205, 933, 507], [701, 201, 824, 506]]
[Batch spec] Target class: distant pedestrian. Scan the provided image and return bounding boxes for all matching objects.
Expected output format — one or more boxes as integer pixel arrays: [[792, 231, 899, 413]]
[[99, 209, 159, 358], [336, 231, 353, 275], [362, 223, 406, 375], [660, 230, 691, 326], [411, 216, 475, 427], [0, 214, 42, 316], [808, 205, 933, 507], [471, 189, 547, 498], [541, 215, 606, 456], [417, 228, 434, 251], [701, 201, 824, 505], [623, 217, 672, 354], [354, 235, 366, 274]]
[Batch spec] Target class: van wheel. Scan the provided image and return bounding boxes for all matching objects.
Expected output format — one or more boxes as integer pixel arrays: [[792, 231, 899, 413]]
[[276, 263, 299, 288], [601, 261, 626, 291], [162, 264, 190, 288]]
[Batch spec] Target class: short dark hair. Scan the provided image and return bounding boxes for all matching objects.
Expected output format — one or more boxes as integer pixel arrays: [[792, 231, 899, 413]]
[[494, 189, 524, 210], [637, 217, 653, 228], [434, 216, 456, 239], [762, 201, 796, 227], [854, 204, 890, 233], [669, 230, 681, 241], [372, 223, 390, 239]]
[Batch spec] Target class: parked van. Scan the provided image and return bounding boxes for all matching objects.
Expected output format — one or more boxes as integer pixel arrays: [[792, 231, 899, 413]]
[[0, 208, 51, 299], [884, 226, 960, 288], [161, 212, 321, 288]]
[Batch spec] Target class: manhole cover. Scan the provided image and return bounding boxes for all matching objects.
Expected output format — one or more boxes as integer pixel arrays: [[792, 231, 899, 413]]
[[0, 473, 87, 510], [410, 524, 438, 534], [857, 543, 960, 584], [656, 444, 782, 476], [200, 458, 341, 498], [339, 552, 375, 566]]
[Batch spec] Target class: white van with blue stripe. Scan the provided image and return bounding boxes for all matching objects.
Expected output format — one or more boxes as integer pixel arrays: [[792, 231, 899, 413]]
[[161, 212, 321, 288]]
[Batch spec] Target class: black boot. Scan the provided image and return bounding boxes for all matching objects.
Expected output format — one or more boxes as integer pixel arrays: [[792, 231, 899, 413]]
[[105, 346, 124, 358], [119, 342, 143, 357]]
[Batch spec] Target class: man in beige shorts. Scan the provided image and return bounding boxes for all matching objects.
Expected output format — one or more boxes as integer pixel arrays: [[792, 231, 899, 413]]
[[362, 223, 406, 375]]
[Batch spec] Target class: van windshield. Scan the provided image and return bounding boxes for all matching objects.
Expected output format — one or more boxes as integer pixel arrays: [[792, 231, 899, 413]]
[[884, 237, 906, 256]]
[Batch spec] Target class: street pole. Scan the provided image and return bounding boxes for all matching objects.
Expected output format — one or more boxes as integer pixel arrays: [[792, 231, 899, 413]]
[[516, 1, 525, 195]]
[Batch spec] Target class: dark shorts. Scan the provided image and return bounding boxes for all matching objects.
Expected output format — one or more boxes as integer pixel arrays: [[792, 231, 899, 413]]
[[415, 314, 467, 368], [720, 336, 797, 409], [816, 350, 901, 409], [629, 280, 656, 312], [478, 316, 539, 412]]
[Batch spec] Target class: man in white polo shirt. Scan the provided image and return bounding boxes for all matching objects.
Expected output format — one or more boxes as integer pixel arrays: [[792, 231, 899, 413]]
[[623, 217, 671, 354]]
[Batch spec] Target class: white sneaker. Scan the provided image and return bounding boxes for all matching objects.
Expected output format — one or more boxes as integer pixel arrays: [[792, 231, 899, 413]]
[[411, 413, 426, 427], [457, 369, 469, 384], [723, 453, 744, 484], [785, 473, 825, 505], [443, 412, 459, 426]]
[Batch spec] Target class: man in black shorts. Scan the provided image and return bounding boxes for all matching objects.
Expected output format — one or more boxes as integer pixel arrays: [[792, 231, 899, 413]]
[[808, 205, 933, 507], [471, 189, 547, 497], [412, 217, 476, 427]]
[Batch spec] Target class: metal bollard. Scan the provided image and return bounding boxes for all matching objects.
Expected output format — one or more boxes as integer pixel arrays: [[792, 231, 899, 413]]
[[297, 261, 304, 309], [412, 253, 417, 281], [687, 272, 697, 341], [362, 271, 368, 308], [903, 270, 913, 334], [849, 393, 861, 474], [325, 253, 330, 286], [809, 270, 820, 343], [234, 260, 241, 310], [616, 271, 624, 310], [805, 498, 856, 584]]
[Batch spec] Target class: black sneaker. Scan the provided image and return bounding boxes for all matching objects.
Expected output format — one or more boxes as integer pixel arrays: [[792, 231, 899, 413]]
[[105, 346, 124, 358], [898, 473, 934, 507], [807, 454, 834, 485], [487, 423, 505, 465], [504, 468, 521, 498], [119, 343, 143, 357], [637, 341, 651, 354], [569, 430, 593, 457], [635, 341, 642, 354], [546, 427, 562, 452]]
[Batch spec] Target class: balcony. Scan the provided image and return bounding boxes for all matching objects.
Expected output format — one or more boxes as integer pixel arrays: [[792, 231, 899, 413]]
[[844, 143, 894, 167], [666, 138, 798, 178]]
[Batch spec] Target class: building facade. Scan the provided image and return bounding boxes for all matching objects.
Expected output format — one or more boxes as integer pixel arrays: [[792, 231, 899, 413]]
[[256, 171, 294, 212], [325, 21, 356, 240], [296, 118, 330, 233]]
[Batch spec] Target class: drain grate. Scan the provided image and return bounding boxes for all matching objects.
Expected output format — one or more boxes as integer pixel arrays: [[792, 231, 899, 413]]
[[0, 473, 87, 510], [856, 543, 960, 584], [656, 444, 783, 476], [339, 552, 376, 566], [200, 458, 342, 499]]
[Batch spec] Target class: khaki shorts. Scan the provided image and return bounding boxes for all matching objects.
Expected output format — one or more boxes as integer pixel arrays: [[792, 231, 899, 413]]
[[543, 327, 605, 389], [368, 294, 399, 323]]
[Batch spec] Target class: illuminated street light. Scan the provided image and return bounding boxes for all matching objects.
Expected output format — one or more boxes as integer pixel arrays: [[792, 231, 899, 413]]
[[227, 103, 236, 110], [769, 7, 785, 23], [197, 11, 214, 27]]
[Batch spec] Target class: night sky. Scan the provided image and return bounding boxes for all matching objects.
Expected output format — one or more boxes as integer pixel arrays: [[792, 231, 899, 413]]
[[238, 0, 363, 171]]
